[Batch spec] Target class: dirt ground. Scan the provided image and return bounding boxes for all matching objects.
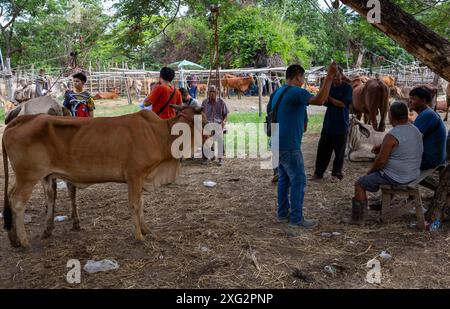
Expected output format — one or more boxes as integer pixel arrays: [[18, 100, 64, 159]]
[[1, 117, 450, 288]]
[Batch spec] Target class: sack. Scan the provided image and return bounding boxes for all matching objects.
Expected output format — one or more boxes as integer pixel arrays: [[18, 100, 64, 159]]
[[264, 86, 291, 137]]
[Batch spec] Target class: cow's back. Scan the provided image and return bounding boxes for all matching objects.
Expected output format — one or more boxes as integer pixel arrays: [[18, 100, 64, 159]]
[[18, 96, 65, 117]]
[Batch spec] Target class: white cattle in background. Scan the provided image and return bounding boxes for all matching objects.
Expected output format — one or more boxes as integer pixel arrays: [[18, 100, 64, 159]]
[[348, 117, 386, 162]]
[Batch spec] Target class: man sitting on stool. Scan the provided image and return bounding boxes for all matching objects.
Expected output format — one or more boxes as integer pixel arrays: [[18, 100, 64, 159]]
[[346, 101, 423, 225]]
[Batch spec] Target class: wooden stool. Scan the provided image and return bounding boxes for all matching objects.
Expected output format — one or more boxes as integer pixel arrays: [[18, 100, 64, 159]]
[[379, 169, 437, 230]]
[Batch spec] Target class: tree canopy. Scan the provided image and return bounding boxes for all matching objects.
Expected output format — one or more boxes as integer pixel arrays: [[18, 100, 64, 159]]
[[0, 0, 448, 72]]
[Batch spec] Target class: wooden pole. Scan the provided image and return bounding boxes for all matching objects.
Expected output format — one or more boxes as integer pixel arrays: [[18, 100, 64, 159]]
[[89, 61, 93, 94], [268, 71, 273, 96], [257, 74, 262, 117], [124, 73, 132, 105], [5, 58, 13, 100]]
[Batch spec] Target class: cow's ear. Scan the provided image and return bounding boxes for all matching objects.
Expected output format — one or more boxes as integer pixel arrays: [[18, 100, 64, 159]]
[[358, 124, 371, 138]]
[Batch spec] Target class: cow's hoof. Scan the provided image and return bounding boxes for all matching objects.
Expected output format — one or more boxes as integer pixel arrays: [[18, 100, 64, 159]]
[[140, 224, 150, 235], [134, 233, 144, 242], [8, 231, 21, 248], [17, 236, 30, 249], [41, 230, 53, 239], [72, 222, 81, 231]]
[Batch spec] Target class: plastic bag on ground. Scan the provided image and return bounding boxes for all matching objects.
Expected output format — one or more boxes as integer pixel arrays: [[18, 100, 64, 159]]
[[83, 259, 120, 274]]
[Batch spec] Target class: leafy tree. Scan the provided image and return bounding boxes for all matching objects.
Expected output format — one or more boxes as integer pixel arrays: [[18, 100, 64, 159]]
[[219, 6, 314, 68]]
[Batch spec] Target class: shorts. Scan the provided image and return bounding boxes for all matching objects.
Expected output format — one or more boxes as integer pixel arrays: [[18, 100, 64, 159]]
[[357, 171, 400, 192]]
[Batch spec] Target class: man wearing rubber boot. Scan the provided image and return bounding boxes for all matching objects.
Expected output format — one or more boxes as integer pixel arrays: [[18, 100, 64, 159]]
[[346, 102, 423, 224]]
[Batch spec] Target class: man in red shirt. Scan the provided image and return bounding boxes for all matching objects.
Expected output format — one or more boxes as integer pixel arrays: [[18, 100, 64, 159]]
[[144, 67, 182, 119]]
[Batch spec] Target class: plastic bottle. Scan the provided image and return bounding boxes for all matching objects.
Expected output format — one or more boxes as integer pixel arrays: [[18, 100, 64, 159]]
[[429, 219, 441, 232]]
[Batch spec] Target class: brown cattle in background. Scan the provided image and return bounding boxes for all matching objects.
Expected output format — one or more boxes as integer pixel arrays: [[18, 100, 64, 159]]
[[351, 77, 389, 132], [221, 74, 255, 99], [93, 88, 120, 100]]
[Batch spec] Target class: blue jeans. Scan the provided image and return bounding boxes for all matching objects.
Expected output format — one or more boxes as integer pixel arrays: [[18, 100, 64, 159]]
[[277, 150, 306, 224]]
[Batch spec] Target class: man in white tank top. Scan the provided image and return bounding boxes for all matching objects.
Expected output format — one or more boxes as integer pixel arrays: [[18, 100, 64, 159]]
[[345, 101, 423, 225]]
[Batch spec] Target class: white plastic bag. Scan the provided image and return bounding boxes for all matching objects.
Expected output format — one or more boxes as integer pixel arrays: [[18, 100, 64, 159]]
[[54, 215, 68, 222], [83, 259, 120, 274], [203, 180, 217, 188]]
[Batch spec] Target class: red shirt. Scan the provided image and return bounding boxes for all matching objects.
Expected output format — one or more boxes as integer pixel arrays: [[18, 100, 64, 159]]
[[144, 84, 182, 119]]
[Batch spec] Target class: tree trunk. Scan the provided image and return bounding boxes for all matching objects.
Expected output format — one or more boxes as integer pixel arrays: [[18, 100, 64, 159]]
[[5, 58, 13, 101], [340, 0, 450, 81], [428, 165, 450, 221]]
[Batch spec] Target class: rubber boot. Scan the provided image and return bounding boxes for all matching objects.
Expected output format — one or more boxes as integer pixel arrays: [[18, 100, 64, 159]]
[[343, 198, 367, 225]]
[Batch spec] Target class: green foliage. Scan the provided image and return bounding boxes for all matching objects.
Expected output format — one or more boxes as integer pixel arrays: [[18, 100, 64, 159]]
[[1, 0, 448, 71], [219, 6, 314, 68], [150, 17, 212, 66]]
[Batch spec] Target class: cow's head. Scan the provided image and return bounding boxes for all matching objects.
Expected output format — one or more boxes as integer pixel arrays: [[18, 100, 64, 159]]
[[171, 105, 207, 157], [348, 116, 371, 156], [171, 104, 207, 131]]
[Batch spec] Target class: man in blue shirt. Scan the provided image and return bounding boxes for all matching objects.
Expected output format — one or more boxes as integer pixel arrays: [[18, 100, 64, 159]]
[[409, 87, 447, 170], [312, 66, 353, 181], [268, 62, 337, 229]]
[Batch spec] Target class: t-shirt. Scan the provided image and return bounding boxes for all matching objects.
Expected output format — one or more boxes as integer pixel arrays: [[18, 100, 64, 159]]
[[184, 98, 201, 108], [201, 98, 229, 124], [63, 90, 95, 117], [269, 85, 313, 150], [144, 84, 182, 119], [383, 124, 423, 183], [322, 82, 353, 135], [413, 107, 447, 170]]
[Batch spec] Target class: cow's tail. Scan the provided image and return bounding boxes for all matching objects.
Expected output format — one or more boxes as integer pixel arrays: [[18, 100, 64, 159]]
[[377, 78, 389, 131], [2, 138, 12, 231]]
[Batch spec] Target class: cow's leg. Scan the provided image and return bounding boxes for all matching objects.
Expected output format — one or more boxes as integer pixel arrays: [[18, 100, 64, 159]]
[[127, 180, 145, 241], [363, 113, 370, 124], [67, 182, 80, 230], [356, 111, 362, 121], [369, 112, 378, 132], [378, 93, 389, 132], [138, 195, 150, 235], [42, 177, 57, 239], [9, 180, 37, 248]]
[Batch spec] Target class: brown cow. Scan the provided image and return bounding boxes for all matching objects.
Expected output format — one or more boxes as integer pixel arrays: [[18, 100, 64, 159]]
[[381, 75, 397, 97], [1, 96, 16, 114], [3, 96, 77, 237], [197, 83, 207, 96], [2, 105, 206, 248], [351, 77, 389, 132], [93, 88, 120, 100], [394, 84, 438, 106], [221, 74, 255, 99]]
